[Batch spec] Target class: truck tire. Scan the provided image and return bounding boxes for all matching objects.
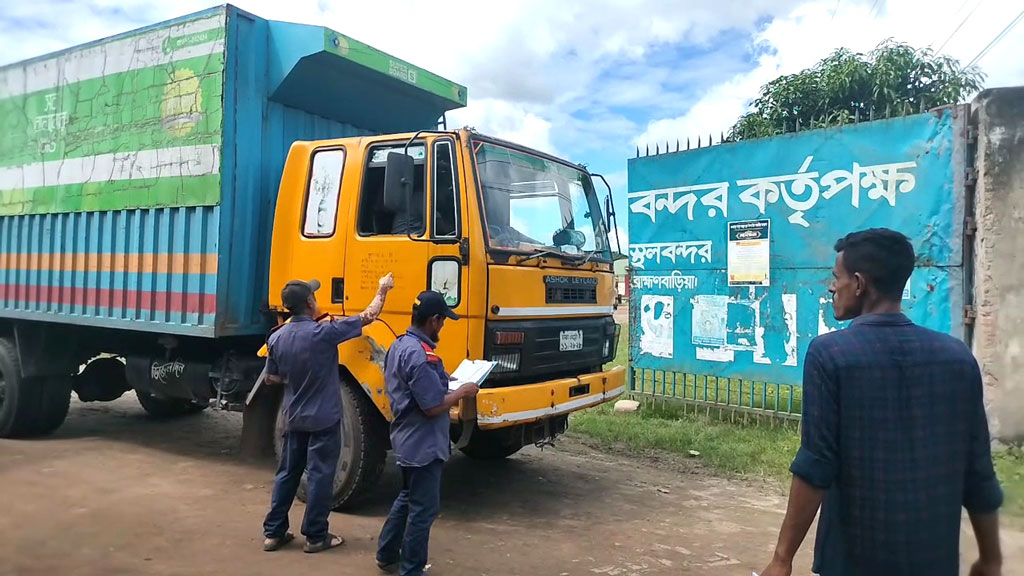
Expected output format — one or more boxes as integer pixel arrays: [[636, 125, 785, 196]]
[[459, 428, 524, 460], [27, 375, 72, 436], [274, 381, 388, 511], [0, 337, 39, 438], [136, 390, 207, 419]]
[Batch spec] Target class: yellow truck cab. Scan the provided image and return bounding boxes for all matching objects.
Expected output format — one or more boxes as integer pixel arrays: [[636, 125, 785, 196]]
[[266, 129, 625, 506]]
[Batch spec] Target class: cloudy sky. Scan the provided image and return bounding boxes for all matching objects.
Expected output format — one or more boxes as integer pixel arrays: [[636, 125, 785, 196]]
[[2, 0, 1022, 244]]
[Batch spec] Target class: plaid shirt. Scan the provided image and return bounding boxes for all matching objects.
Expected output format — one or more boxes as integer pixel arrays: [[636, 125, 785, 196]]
[[791, 313, 1002, 576]]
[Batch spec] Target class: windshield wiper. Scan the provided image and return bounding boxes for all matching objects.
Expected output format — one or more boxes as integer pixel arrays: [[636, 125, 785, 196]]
[[517, 250, 560, 265], [565, 250, 599, 267]]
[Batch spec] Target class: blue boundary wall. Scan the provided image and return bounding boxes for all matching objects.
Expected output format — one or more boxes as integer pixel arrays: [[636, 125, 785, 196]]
[[626, 107, 968, 417]]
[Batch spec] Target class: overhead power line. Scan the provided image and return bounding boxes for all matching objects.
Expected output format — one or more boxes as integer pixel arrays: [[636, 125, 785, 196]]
[[868, 0, 882, 18], [967, 6, 1024, 67], [935, 0, 985, 54]]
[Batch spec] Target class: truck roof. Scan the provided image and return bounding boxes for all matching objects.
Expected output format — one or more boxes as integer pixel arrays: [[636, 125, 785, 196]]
[[0, 4, 467, 133]]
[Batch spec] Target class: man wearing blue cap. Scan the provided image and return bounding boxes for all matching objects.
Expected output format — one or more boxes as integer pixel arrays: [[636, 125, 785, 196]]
[[262, 273, 394, 554], [376, 290, 479, 575]]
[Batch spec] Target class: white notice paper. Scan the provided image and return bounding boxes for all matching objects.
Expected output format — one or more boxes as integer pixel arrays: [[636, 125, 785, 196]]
[[448, 359, 497, 391], [727, 219, 771, 287]]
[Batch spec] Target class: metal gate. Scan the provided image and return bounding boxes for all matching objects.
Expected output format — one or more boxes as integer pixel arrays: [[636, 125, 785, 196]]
[[626, 106, 971, 417]]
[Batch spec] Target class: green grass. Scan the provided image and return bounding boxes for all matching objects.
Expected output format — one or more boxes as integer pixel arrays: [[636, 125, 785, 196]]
[[995, 447, 1024, 520], [573, 398, 1024, 519], [571, 400, 801, 480], [607, 323, 629, 371]]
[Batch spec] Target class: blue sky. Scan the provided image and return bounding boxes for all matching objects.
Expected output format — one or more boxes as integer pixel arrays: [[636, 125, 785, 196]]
[[2, 0, 1022, 248]]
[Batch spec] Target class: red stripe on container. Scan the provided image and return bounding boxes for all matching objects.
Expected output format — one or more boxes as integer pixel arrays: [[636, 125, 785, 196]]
[[0, 285, 216, 315]]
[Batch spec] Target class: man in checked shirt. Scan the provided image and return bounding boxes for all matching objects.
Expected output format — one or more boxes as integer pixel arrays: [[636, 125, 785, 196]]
[[761, 228, 1003, 576]]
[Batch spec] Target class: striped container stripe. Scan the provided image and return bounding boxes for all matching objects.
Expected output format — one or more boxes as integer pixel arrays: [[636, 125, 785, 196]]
[[0, 207, 219, 334]]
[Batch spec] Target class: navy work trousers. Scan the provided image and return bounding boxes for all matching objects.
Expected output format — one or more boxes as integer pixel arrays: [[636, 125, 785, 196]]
[[263, 422, 341, 542], [376, 460, 444, 576]]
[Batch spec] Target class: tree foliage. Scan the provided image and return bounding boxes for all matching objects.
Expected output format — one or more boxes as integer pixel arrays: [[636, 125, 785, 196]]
[[728, 40, 984, 141]]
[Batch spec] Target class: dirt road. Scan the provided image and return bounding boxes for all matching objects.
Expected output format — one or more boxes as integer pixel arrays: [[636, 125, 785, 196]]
[[0, 396, 1020, 576]]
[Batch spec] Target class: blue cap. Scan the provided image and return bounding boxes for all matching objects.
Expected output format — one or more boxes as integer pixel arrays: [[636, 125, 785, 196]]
[[413, 290, 459, 320]]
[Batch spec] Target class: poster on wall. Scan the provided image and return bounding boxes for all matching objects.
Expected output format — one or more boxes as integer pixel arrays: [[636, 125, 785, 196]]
[[639, 294, 674, 358], [727, 219, 771, 286], [691, 294, 728, 347]]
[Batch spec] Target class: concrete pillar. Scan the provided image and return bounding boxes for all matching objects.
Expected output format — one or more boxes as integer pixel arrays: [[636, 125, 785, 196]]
[[972, 86, 1024, 441]]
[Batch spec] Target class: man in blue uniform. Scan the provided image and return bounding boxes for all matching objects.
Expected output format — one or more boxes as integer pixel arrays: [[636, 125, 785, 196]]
[[262, 273, 394, 553], [376, 290, 479, 575]]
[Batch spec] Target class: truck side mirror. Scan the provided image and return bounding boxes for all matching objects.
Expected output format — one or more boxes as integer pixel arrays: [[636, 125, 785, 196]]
[[383, 151, 414, 212]]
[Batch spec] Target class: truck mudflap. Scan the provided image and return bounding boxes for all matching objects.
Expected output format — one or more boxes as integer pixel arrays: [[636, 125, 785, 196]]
[[465, 366, 626, 430]]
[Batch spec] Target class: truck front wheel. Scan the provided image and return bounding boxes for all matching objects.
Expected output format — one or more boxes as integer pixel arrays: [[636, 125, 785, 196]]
[[274, 381, 388, 511]]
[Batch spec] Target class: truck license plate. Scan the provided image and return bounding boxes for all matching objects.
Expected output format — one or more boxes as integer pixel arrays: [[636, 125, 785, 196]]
[[559, 330, 584, 352]]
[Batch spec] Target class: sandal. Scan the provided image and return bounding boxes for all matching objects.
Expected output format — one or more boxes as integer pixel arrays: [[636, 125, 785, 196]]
[[263, 532, 294, 552], [303, 533, 344, 553]]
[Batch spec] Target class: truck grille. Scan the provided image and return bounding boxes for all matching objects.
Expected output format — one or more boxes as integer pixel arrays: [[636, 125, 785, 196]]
[[484, 317, 614, 387], [544, 275, 598, 304]]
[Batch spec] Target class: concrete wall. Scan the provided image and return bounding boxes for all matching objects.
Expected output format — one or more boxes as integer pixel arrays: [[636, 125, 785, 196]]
[[972, 86, 1024, 440]]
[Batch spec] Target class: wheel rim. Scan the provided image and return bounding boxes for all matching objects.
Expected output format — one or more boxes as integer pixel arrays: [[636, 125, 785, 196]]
[[0, 370, 6, 409]]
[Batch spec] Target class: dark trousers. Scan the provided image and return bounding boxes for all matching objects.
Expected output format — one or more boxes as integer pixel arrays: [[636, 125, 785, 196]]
[[263, 423, 340, 542], [377, 460, 444, 576]]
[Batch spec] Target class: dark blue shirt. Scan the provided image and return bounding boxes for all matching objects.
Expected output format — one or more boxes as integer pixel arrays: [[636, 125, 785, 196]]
[[385, 328, 451, 467], [266, 315, 363, 432], [792, 313, 1003, 576]]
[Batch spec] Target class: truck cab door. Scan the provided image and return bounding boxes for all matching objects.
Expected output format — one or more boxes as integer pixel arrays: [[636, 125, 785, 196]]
[[344, 136, 469, 363]]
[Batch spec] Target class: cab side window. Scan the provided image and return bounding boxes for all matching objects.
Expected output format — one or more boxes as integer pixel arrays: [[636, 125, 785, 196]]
[[356, 144, 426, 236], [432, 139, 460, 239], [302, 148, 345, 238]]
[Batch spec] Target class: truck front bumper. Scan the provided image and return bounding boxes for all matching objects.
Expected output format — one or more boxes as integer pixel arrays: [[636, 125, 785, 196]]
[[455, 365, 626, 430]]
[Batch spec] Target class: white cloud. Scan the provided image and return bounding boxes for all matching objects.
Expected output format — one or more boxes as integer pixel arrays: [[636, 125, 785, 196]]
[[448, 98, 557, 156], [635, 0, 1024, 148]]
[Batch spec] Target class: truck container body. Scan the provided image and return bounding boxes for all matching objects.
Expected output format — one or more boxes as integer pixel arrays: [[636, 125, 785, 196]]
[[0, 5, 466, 338]]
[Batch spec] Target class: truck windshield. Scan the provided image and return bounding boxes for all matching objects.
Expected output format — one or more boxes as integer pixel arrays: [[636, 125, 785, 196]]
[[474, 140, 610, 260]]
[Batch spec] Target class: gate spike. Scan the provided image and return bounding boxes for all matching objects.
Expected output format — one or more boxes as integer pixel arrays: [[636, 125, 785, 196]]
[[885, 104, 891, 118], [686, 137, 691, 150], [655, 143, 660, 155], [675, 139, 680, 152], [708, 132, 713, 146], [920, 99, 926, 113], [796, 117, 801, 132], [636, 146, 640, 158], [720, 131, 725, 144], [645, 144, 649, 156], [697, 135, 702, 148], [855, 107, 860, 123], [870, 106, 875, 121]]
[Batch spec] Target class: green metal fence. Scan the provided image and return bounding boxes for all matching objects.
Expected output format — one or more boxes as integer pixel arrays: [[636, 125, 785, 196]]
[[628, 367, 802, 420]]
